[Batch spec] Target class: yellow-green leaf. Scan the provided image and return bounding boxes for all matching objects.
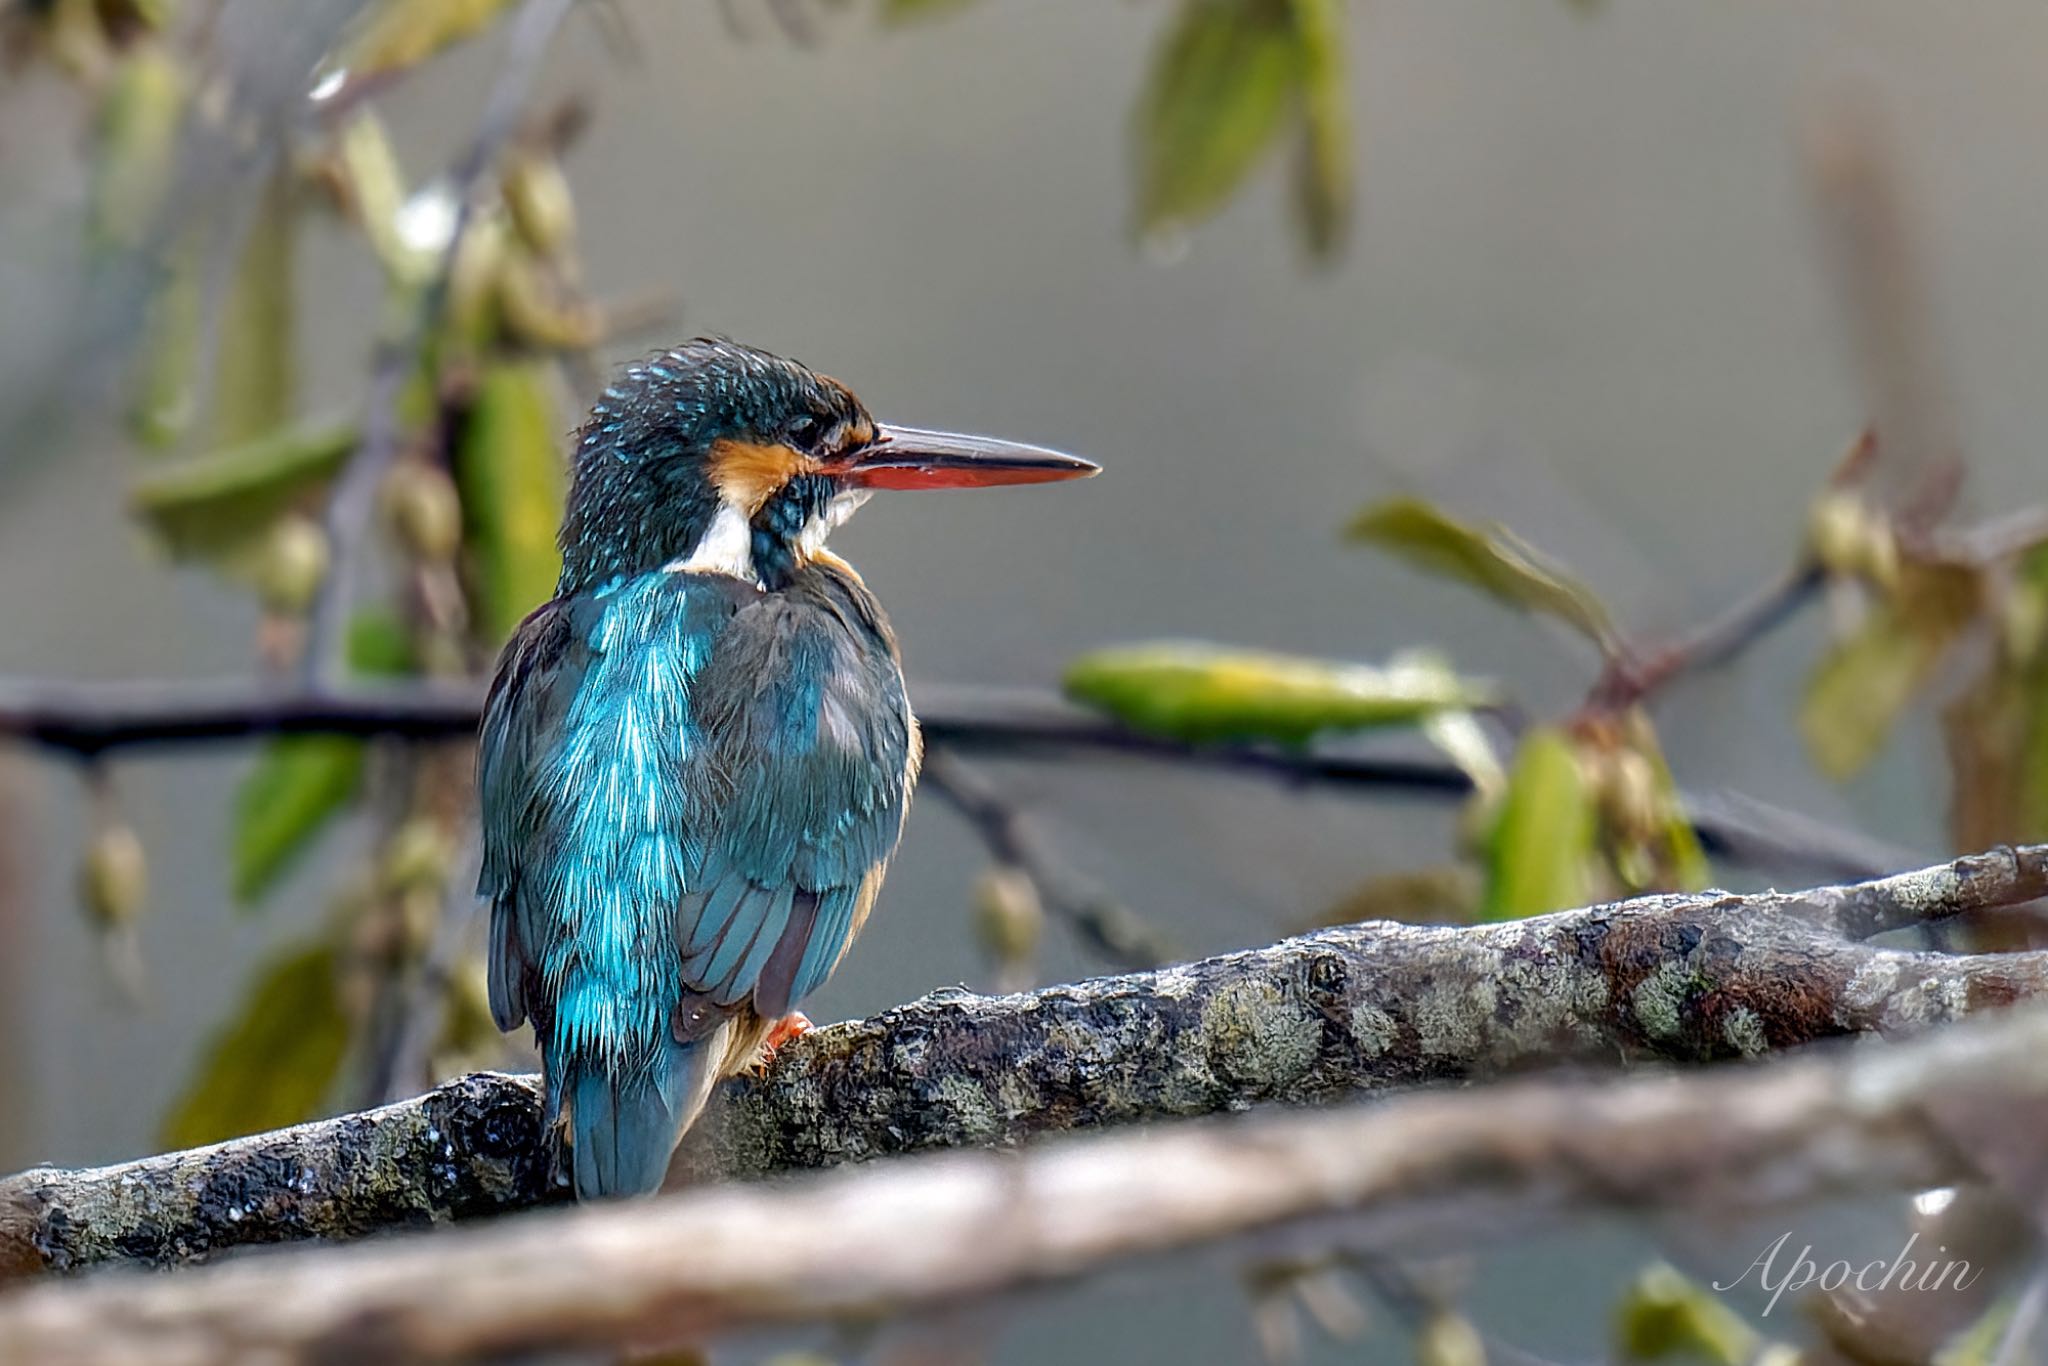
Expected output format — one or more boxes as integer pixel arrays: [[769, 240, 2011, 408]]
[[1348, 496, 1619, 649], [882, 0, 980, 21], [1064, 641, 1496, 746], [161, 940, 350, 1147], [1398, 649, 1506, 799], [1615, 1262, 1761, 1364], [327, 111, 425, 282], [1483, 726, 1595, 920], [129, 421, 357, 562], [1135, 0, 1304, 239], [1287, 0, 1351, 261], [128, 241, 201, 449], [230, 613, 416, 907], [456, 361, 565, 645], [231, 737, 366, 905], [1944, 550, 2048, 849], [1801, 563, 1978, 781], [347, 608, 419, 678], [325, 0, 518, 90], [90, 43, 187, 250], [211, 164, 299, 447]]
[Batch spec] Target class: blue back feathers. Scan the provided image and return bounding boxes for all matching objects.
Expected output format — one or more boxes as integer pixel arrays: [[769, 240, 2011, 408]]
[[478, 558, 915, 1198]]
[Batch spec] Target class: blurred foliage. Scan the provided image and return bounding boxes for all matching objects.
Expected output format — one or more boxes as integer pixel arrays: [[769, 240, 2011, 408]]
[[128, 421, 357, 565], [13, 3, 2048, 1354], [1349, 496, 1619, 650], [161, 940, 350, 1148], [323, 0, 522, 95], [1135, 0, 1354, 261], [1481, 726, 1593, 922], [1614, 1262, 1775, 1364], [1064, 641, 1494, 746], [455, 360, 567, 643]]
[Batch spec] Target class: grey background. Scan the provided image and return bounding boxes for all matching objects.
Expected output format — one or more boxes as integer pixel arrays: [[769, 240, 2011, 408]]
[[1, 0, 2038, 1356]]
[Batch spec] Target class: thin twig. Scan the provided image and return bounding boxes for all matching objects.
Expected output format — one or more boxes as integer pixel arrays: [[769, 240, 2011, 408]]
[[302, 0, 579, 683], [922, 749, 1173, 968], [1590, 560, 1826, 709]]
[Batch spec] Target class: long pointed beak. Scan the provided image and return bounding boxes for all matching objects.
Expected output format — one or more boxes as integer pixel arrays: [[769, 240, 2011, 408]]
[[835, 424, 1100, 490]]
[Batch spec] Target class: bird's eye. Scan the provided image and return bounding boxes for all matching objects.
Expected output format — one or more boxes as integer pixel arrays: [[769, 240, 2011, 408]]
[[786, 415, 822, 450]]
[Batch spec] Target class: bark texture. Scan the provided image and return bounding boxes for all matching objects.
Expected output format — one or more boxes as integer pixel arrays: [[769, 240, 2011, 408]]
[[0, 845, 2041, 1281], [5, 1000, 2048, 1365]]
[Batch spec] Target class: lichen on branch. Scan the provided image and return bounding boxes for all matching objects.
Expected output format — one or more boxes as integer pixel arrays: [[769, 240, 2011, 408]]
[[2, 845, 2042, 1280]]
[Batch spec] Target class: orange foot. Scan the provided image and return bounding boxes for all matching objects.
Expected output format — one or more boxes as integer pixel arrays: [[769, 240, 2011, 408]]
[[750, 1011, 814, 1075]]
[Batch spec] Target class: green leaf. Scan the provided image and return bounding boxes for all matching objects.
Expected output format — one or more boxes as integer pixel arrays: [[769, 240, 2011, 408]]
[[1064, 641, 1496, 746], [210, 164, 299, 447], [327, 0, 519, 89], [329, 111, 426, 282], [1801, 563, 1978, 781], [90, 43, 187, 250], [1135, 0, 1304, 239], [1944, 550, 2048, 848], [1350, 497, 1619, 649], [346, 609, 419, 678], [128, 242, 201, 450], [882, 0, 981, 22], [1483, 726, 1595, 921], [229, 612, 415, 908], [456, 361, 566, 646], [1287, 0, 1351, 261], [161, 940, 350, 1148], [1397, 649, 1506, 799], [1615, 1261, 1761, 1364], [129, 420, 357, 562], [231, 737, 366, 905]]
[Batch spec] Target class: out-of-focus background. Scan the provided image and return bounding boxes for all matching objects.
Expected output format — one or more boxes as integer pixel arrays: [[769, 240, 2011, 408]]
[[2, 0, 2044, 1358]]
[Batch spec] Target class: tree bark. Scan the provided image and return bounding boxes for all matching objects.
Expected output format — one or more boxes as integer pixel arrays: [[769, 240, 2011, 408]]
[[5, 996, 2048, 1365], [2, 844, 2041, 1282]]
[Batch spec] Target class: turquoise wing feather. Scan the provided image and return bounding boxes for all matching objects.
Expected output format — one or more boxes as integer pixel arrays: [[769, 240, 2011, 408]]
[[477, 562, 913, 1197]]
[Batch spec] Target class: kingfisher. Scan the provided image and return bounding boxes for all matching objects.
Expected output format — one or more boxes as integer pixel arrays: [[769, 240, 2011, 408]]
[[477, 337, 1097, 1199]]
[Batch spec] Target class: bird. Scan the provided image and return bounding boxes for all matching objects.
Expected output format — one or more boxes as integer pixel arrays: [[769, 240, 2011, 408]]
[[477, 337, 1098, 1200]]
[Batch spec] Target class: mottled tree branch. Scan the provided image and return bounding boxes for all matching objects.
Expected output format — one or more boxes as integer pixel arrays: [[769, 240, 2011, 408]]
[[8, 992, 2048, 1365], [2, 846, 2041, 1283]]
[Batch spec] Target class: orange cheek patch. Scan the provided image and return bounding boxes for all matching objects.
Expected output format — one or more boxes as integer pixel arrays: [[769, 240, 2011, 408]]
[[707, 438, 813, 514]]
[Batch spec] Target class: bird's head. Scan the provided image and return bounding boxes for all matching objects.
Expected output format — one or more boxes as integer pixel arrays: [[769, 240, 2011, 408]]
[[558, 338, 1098, 593]]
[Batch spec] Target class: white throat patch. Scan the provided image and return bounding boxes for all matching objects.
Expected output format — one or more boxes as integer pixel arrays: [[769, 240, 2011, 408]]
[[798, 488, 873, 559], [669, 501, 757, 584], [668, 487, 873, 586]]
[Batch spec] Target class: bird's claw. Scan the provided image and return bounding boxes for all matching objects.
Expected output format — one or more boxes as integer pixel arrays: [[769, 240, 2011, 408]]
[[750, 1011, 813, 1075]]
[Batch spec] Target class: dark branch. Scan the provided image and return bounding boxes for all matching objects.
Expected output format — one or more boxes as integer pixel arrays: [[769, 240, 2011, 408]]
[[1591, 559, 1826, 709], [0, 677, 1914, 882], [4, 846, 2040, 1280], [921, 749, 1174, 968]]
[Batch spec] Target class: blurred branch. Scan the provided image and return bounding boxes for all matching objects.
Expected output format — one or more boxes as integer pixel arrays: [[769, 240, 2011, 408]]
[[13, 974, 2048, 1361], [302, 0, 578, 683], [922, 749, 1173, 968], [0, 677, 1913, 881], [1591, 558, 1826, 709], [1806, 85, 1963, 534], [3, 845, 2042, 1281]]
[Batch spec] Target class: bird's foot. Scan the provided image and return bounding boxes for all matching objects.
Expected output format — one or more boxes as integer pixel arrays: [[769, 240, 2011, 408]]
[[749, 1011, 813, 1075]]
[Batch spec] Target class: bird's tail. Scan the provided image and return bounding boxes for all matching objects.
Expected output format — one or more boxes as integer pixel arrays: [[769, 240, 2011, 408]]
[[556, 1025, 730, 1200]]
